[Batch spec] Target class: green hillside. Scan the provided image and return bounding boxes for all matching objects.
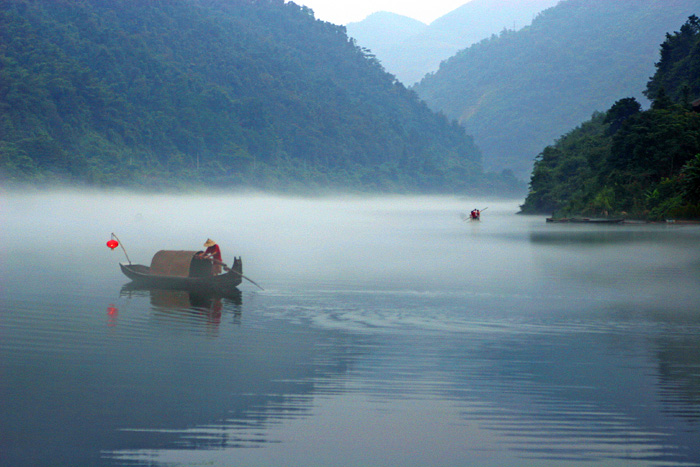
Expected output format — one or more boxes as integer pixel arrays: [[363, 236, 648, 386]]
[[413, 0, 698, 178], [0, 0, 496, 193], [520, 16, 700, 220]]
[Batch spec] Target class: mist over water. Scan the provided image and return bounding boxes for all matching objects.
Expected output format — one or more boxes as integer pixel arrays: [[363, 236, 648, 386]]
[[2, 190, 700, 467]]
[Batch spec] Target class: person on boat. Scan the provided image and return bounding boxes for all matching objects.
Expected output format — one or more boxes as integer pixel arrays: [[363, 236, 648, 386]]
[[470, 209, 480, 220], [198, 238, 223, 275]]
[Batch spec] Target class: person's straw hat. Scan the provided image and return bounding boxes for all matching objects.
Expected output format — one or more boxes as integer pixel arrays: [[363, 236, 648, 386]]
[[203, 238, 216, 247]]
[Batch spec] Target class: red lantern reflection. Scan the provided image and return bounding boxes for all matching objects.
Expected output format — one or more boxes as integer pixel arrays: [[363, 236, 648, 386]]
[[106, 239, 119, 250], [107, 304, 118, 326]]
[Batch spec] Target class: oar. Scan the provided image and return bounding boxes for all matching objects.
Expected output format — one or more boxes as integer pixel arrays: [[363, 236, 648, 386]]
[[474, 207, 488, 218], [211, 258, 265, 291], [232, 270, 265, 291]]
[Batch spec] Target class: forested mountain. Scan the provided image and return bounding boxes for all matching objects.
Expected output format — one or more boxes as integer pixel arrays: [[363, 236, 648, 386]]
[[0, 0, 498, 193], [520, 16, 700, 220], [413, 0, 699, 178], [346, 0, 558, 85]]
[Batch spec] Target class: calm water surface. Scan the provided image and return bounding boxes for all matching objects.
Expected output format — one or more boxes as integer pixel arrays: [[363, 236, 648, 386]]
[[1, 192, 699, 467]]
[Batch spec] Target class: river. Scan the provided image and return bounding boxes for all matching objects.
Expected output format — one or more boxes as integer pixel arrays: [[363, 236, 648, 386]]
[[1, 191, 699, 466]]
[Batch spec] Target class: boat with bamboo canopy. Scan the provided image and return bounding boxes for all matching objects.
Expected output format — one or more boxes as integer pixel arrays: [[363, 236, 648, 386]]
[[120, 250, 244, 293]]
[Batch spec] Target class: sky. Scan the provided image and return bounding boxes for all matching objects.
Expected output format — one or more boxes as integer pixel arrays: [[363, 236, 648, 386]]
[[290, 0, 473, 25]]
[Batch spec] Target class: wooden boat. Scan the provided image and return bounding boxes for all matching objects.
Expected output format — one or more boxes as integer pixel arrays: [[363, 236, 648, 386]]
[[460, 211, 481, 221], [120, 250, 243, 293]]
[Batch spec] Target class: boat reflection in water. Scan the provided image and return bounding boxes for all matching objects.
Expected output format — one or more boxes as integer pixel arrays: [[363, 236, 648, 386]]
[[120, 283, 242, 333]]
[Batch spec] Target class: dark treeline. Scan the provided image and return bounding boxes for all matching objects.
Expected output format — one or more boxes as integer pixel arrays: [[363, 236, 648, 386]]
[[520, 16, 700, 220], [1, 0, 512, 193]]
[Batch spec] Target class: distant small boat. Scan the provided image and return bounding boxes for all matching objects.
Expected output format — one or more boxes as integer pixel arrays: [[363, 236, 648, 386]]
[[120, 250, 243, 293], [546, 217, 625, 224], [460, 208, 486, 222]]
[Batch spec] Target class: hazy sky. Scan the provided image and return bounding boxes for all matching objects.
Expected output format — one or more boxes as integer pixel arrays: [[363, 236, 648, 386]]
[[291, 0, 472, 25]]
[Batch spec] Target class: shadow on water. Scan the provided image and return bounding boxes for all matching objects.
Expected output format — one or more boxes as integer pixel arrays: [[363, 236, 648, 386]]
[[2, 285, 367, 467], [119, 283, 243, 331], [530, 229, 647, 245], [435, 300, 700, 465], [529, 223, 700, 247], [119, 282, 242, 307]]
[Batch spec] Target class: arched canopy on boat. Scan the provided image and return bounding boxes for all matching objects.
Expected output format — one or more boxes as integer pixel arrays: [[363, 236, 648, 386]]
[[149, 250, 212, 277]]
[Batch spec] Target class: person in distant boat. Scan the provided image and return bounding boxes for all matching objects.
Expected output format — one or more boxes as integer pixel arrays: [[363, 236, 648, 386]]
[[198, 238, 223, 275], [470, 209, 480, 220]]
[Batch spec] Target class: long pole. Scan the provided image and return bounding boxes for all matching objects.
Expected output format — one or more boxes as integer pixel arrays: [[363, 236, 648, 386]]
[[111, 232, 132, 264], [231, 270, 265, 291], [211, 258, 264, 291]]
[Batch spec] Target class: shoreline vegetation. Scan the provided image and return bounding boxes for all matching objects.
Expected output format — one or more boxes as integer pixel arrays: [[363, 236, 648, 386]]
[[519, 16, 700, 221]]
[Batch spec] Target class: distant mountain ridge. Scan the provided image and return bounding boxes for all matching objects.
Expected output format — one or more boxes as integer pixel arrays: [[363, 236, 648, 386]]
[[413, 0, 699, 177], [346, 12, 426, 54], [346, 0, 560, 85]]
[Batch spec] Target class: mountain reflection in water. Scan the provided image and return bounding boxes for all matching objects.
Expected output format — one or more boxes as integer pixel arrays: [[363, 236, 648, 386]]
[[1, 193, 699, 467]]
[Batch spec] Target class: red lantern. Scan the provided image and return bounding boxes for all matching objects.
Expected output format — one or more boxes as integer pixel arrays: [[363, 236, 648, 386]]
[[107, 239, 119, 250]]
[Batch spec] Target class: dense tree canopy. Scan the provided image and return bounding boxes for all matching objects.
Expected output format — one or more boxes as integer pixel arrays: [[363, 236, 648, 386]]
[[0, 0, 502, 193], [413, 0, 699, 178], [645, 15, 700, 104], [520, 16, 700, 220]]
